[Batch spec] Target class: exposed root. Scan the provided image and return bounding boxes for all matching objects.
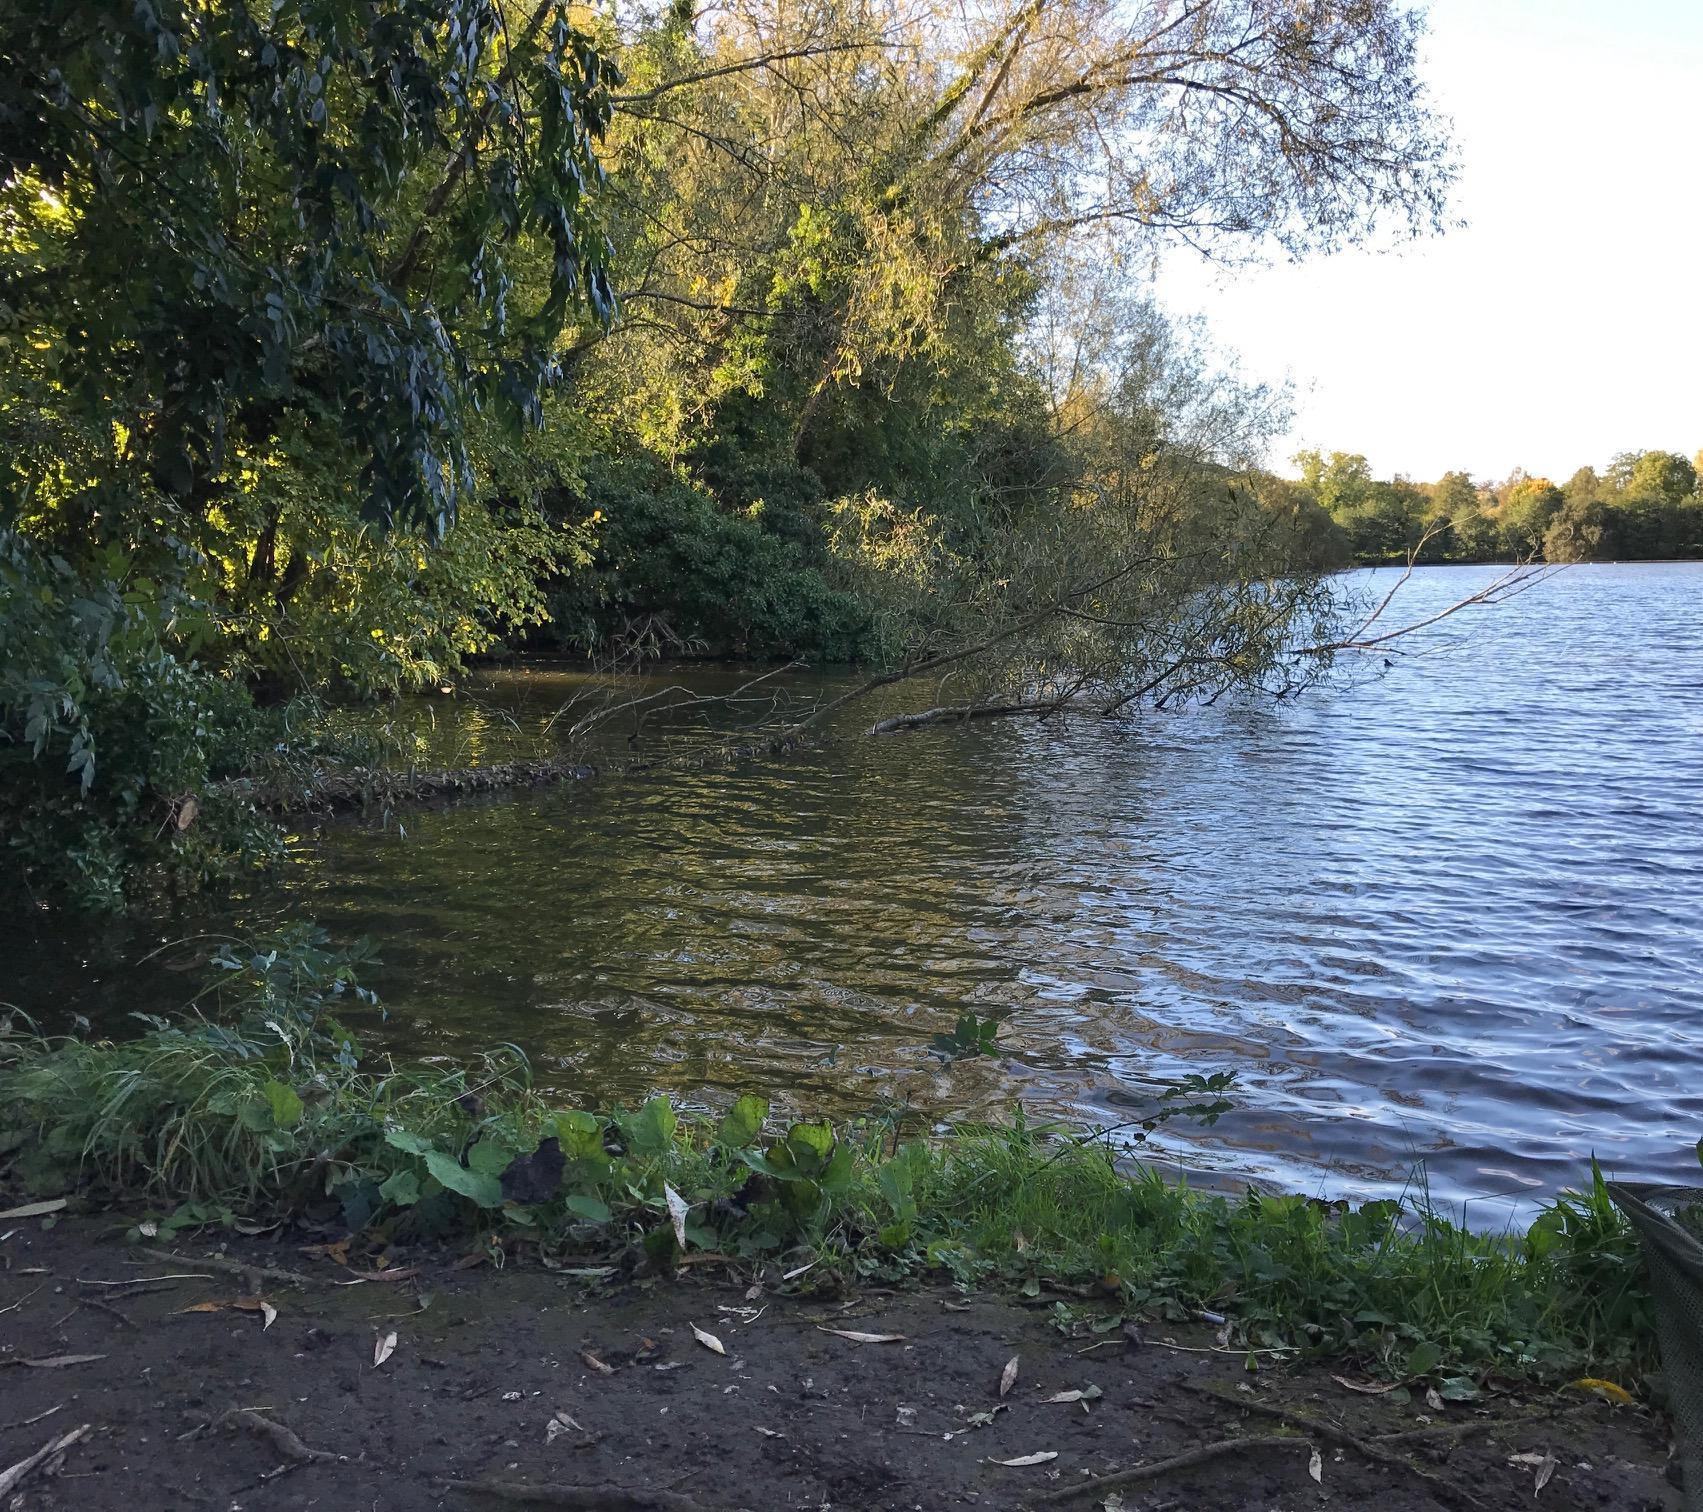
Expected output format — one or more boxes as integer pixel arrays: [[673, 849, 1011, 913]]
[[439, 1477, 708, 1511], [1028, 1433, 1308, 1506]]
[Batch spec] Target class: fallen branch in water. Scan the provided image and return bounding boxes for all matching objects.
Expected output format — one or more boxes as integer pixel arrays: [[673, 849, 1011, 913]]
[[867, 700, 1061, 733]]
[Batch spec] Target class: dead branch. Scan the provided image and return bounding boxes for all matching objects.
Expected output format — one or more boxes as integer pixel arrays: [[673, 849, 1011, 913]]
[[137, 1247, 330, 1289]]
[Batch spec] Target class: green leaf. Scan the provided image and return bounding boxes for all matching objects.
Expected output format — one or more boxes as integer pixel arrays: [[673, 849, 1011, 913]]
[[818, 1142, 856, 1197], [716, 1094, 769, 1149], [785, 1120, 835, 1163], [627, 1097, 677, 1157], [553, 1111, 604, 1160], [1405, 1340, 1442, 1378], [384, 1127, 433, 1156], [565, 1194, 611, 1223], [424, 1149, 504, 1209], [1437, 1376, 1481, 1402], [263, 1079, 303, 1130], [379, 1168, 421, 1207], [467, 1139, 515, 1176]]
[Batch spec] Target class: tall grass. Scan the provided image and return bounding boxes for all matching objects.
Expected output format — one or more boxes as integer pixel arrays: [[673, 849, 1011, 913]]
[[0, 928, 1655, 1387]]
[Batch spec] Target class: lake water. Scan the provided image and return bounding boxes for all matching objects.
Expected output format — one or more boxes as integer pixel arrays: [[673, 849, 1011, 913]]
[[13, 563, 1703, 1220]]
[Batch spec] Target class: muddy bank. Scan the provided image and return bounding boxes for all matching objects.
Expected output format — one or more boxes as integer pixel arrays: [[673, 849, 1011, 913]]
[[0, 1218, 1677, 1512]]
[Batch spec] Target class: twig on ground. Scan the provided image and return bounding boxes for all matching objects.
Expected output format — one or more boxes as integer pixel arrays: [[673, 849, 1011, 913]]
[[139, 1247, 326, 1289], [438, 1477, 708, 1511], [0, 1423, 92, 1499], [78, 1273, 205, 1286], [1180, 1384, 1495, 1512], [0, 1403, 64, 1433], [77, 1295, 138, 1330], [1027, 1433, 1308, 1506], [0, 1281, 48, 1315], [1372, 1404, 1596, 1446]]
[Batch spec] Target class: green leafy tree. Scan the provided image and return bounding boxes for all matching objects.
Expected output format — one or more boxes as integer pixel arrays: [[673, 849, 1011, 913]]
[[1, 0, 620, 905]]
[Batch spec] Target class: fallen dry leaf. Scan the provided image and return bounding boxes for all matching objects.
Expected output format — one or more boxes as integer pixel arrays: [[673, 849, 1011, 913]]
[[781, 1259, 818, 1281], [664, 1183, 690, 1252], [544, 1409, 583, 1445], [0, 1199, 67, 1221], [1308, 1446, 1323, 1484], [1509, 1450, 1559, 1494], [755, 1426, 784, 1439], [1013, 1229, 1029, 1254], [301, 1240, 351, 1266], [1425, 1386, 1446, 1412], [999, 1355, 1019, 1398], [990, 1451, 1058, 1467], [1569, 1377, 1634, 1405], [373, 1331, 398, 1368], [691, 1323, 725, 1356], [1101, 1495, 1126, 1512], [817, 1328, 906, 1344], [1041, 1386, 1102, 1405], [1331, 1375, 1400, 1395], [337, 1266, 421, 1285], [13, 1355, 106, 1369], [178, 1297, 276, 1325], [580, 1349, 614, 1376]]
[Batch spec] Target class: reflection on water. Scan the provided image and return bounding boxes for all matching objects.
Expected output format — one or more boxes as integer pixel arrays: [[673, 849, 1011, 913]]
[[12, 564, 1703, 1219]]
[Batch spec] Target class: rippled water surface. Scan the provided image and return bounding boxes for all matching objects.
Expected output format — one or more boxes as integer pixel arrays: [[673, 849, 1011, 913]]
[[17, 564, 1703, 1216]]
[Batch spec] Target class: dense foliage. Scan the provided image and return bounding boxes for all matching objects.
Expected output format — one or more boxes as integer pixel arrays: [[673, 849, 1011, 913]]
[[1293, 447, 1703, 564], [3, 0, 1463, 907]]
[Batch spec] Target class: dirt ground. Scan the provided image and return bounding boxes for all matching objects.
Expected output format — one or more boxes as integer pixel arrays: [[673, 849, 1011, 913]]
[[0, 1214, 1679, 1512]]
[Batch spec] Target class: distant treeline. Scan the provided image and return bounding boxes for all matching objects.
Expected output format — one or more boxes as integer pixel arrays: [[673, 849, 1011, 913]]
[[1284, 448, 1703, 564]]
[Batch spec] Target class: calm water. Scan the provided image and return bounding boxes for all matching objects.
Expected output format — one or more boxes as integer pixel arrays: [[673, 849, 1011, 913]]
[[13, 564, 1703, 1218]]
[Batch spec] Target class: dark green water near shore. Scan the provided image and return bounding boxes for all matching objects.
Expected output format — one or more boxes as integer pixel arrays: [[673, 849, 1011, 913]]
[[12, 563, 1703, 1220]]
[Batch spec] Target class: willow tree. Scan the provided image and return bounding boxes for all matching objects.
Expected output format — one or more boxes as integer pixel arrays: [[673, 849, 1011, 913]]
[[555, 0, 1479, 729], [0, 0, 620, 904]]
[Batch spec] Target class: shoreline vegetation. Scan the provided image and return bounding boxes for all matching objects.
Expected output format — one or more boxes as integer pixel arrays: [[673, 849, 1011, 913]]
[[0, 929, 1656, 1398], [0, 5, 1675, 1491]]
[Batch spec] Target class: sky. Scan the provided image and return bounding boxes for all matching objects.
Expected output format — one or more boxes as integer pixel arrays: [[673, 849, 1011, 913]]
[[1158, 0, 1703, 485]]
